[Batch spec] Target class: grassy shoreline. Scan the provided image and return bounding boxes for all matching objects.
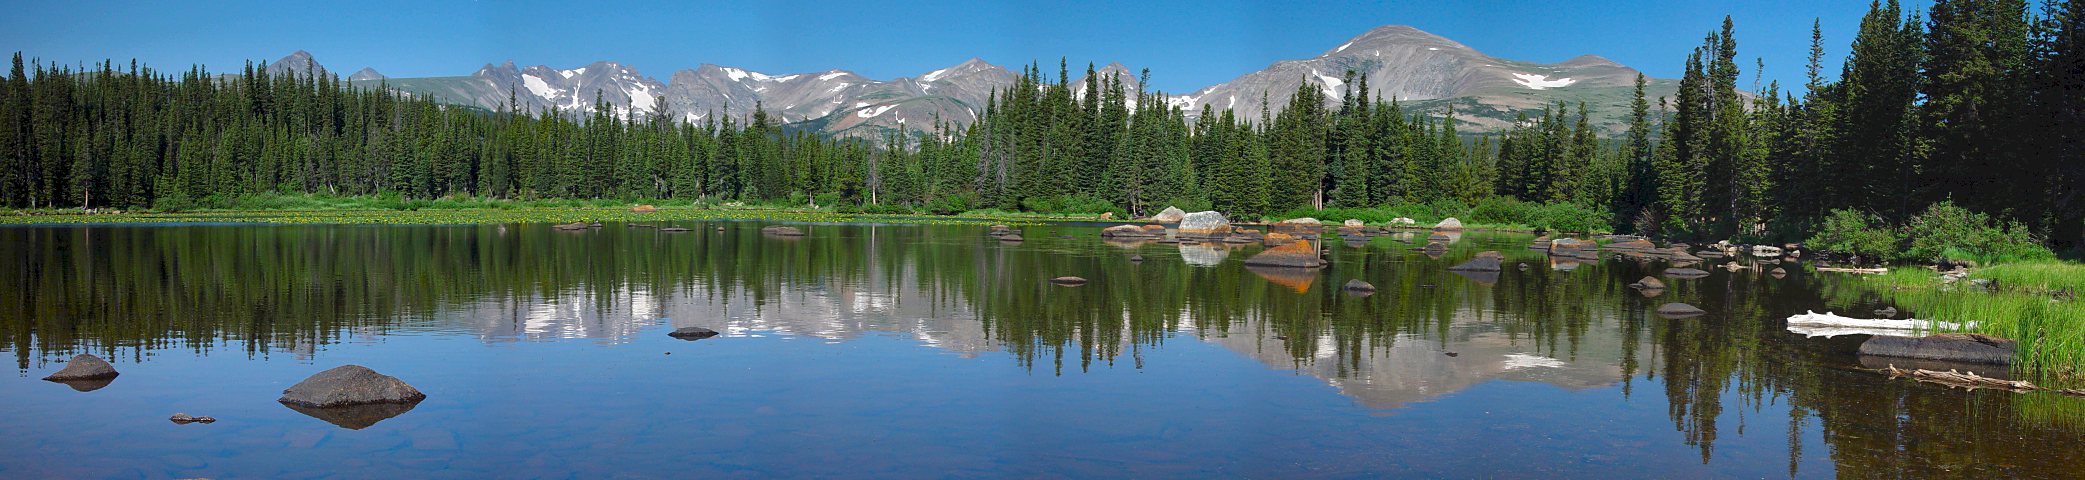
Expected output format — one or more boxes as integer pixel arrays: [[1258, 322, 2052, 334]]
[[1849, 261, 2085, 384]]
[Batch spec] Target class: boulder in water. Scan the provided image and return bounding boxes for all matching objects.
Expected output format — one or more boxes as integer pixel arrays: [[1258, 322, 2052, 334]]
[[1100, 224, 1155, 238], [998, 234, 1024, 242], [1177, 211, 1231, 237], [1433, 217, 1464, 231], [1343, 279, 1377, 293], [1630, 276, 1666, 290], [1342, 219, 1365, 227], [278, 365, 425, 408], [42, 354, 119, 382], [1656, 303, 1707, 318], [668, 327, 719, 340], [1150, 207, 1188, 223], [1243, 240, 1325, 268], [1859, 333, 2015, 365]]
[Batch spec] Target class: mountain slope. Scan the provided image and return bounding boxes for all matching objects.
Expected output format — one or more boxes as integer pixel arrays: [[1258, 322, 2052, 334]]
[[322, 24, 1673, 138]]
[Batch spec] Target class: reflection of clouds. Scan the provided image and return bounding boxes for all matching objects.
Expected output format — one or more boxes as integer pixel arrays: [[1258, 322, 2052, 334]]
[[1205, 307, 1635, 410], [440, 268, 995, 355]]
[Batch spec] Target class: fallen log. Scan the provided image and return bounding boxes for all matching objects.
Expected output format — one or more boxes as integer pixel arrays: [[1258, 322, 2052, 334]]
[[1882, 365, 2037, 391]]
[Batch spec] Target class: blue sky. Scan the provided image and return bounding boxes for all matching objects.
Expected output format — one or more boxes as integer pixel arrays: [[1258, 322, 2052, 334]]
[[4, 0, 1924, 93]]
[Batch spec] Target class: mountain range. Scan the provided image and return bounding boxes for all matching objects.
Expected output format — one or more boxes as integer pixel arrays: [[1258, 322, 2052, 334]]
[[297, 25, 1675, 140]]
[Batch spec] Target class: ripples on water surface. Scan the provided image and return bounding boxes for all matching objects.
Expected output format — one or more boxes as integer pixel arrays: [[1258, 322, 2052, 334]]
[[3, 222, 2082, 478]]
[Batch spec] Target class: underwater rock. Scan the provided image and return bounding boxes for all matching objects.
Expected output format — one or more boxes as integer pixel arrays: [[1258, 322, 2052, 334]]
[[668, 327, 719, 340], [1859, 334, 2015, 365], [1656, 303, 1707, 318]]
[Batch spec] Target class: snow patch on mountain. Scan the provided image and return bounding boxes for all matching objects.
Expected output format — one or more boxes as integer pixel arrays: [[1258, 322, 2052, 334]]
[[818, 71, 849, 81], [522, 74, 558, 99], [921, 67, 950, 82], [1510, 73, 1576, 90], [857, 104, 898, 118], [1313, 69, 1345, 98]]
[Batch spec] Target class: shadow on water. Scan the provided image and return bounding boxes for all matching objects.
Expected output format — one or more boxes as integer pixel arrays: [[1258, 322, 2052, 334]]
[[3, 222, 2084, 476]]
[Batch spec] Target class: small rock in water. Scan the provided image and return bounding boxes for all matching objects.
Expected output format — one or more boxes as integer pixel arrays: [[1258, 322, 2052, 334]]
[[1444, 352, 1459, 357], [1342, 279, 1377, 293], [668, 327, 719, 340], [1630, 276, 1666, 290], [1129, 255, 1145, 263], [1447, 253, 1504, 272], [760, 226, 806, 236], [1664, 267, 1710, 278], [1050, 276, 1090, 286], [170, 413, 196, 424], [42, 354, 119, 382], [1873, 306, 1899, 318], [278, 365, 426, 408], [998, 234, 1024, 242]]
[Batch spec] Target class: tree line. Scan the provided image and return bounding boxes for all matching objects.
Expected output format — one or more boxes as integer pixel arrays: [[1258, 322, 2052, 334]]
[[2, 0, 2079, 249]]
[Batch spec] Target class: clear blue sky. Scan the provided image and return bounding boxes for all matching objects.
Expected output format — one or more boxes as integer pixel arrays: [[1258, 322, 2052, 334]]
[[3, 0, 1926, 94]]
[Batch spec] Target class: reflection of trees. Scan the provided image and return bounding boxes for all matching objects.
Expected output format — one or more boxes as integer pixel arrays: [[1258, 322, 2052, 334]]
[[7, 225, 2085, 475]]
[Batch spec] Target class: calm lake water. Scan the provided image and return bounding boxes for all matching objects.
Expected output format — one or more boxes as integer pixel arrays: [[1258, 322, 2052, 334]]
[[4, 221, 2083, 478]]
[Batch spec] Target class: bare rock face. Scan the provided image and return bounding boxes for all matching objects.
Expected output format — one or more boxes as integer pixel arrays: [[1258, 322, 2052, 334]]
[[278, 365, 426, 408], [1177, 211, 1231, 237], [668, 326, 719, 340], [1243, 240, 1325, 268], [1859, 333, 2015, 365], [1151, 207, 1188, 223], [1656, 303, 1707, 318], [42, 354, 119, 382]]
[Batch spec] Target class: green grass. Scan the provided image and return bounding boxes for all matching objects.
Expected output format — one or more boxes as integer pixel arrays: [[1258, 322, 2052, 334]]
[[1849, 260, 2085, 385]]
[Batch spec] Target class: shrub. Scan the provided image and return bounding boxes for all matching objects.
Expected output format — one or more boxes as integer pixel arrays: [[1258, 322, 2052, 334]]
[[1807, 209, 1902, 264], [1903, 201, 2053, 264], [1535, 203, 1611, 233]]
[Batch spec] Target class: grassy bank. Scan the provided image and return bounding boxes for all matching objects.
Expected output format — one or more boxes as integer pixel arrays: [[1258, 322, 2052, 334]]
[[1848, 261, 2085, 384]]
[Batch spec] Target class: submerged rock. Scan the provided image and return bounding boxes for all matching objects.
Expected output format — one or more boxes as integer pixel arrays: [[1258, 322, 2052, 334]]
[[1664, 267, 1710, 278], [278, 365, 426, 408], [668, 327, 719, 340], [760, 226, 806, 236], [553, 222, 589, 231], [42, 354, 119, 382], [1242, 240, 1324, 268], [1874, 306, 1899, 318], [1448, 252, 1504, 272], [1859, 333, 2015, 365], [1656, 303, 1707, 318], [659, 227, 691, 232], [1050, 276, 1090, 286]]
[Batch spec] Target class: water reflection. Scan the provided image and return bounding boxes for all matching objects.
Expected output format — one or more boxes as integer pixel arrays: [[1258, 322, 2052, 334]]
[[4, 223, 2085, 476]]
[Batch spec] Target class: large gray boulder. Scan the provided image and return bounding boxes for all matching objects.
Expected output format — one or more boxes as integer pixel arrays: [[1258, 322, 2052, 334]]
[[1859, 334, 2015, 365], [1151, 207, 1188, 223], [1177, 211, 1231, 237], [1433, 217, 1464, 231], [278, 365, 426, 408], [42, 354, 119, 382]]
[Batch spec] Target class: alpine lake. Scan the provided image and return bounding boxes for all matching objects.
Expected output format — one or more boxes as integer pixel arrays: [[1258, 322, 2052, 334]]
[[3, 219, 2082, 478]]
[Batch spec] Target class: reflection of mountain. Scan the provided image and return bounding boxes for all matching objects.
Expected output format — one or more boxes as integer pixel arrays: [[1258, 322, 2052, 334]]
[[1205, 304, 1632, 410]]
